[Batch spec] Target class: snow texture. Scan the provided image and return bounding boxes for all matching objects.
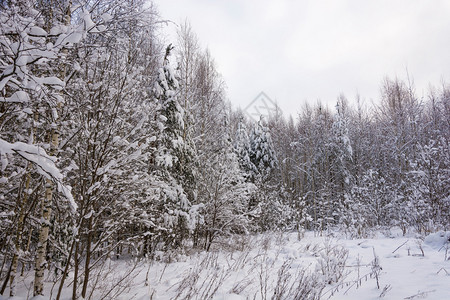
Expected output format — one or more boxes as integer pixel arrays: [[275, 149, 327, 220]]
[[0, 139, 77, 211], [1, 230, 449, 300]]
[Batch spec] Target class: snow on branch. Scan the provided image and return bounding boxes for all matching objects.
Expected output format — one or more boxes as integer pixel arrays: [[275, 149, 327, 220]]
[[0, 138, 77, 212]]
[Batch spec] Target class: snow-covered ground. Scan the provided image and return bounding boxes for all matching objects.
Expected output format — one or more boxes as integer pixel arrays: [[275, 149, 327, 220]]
[[2, 229, 449, 299]]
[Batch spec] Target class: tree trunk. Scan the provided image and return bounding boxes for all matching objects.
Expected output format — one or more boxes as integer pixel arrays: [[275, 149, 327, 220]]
[[20, 229, 33, 276], [33, 176, 54, 296], [81, 216, 93, 298], [55, 238, 76, 300], [72, 241, 79, 300], [34, 1, 71, 295], [7, 172, 31, 296]]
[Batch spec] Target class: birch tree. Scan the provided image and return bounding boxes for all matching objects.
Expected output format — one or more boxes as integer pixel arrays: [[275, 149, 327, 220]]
[[0, 0, 83, 295]]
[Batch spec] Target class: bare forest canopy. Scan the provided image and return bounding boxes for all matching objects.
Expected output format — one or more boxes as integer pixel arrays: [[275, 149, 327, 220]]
[[0, 0, 448, 298]]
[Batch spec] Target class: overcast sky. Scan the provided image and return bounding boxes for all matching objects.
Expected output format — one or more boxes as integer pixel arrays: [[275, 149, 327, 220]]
[[153, 0, 450, 117]]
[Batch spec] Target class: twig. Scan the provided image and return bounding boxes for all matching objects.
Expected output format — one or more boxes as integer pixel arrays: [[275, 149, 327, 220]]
[[158, 262, 168, 283], [404, 289, 436, 299], [392, 240, 409, 254], [372, 247, 381, 290], [379, 284, 391, 298], [436, 267, 449, 275]]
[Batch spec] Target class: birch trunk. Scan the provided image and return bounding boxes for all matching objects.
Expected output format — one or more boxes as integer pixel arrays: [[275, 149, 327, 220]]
[[33, 130, 59, 296], [33, 2, 71, 295], [33, 174, 55, 296]]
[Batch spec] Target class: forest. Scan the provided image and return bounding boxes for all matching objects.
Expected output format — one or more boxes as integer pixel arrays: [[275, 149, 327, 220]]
[[0, 0, 449, 299]]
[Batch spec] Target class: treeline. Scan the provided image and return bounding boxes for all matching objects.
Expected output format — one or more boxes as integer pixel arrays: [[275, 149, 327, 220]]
[[268, 82, 449, 236], [0, 0, 448, 298]]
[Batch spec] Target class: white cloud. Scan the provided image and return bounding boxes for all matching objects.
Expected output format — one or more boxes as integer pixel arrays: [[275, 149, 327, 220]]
[[154, 0, 450, 117]]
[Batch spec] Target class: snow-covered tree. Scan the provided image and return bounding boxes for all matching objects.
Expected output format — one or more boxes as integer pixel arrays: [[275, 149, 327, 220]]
[[0, 0, 91, 295], [152, 45, 196, 249], [249, 117, 278, 183], [328, 96, 354, 226], [49, 1, 162, 297], [199, 116, 256, 250], [404, 139, 450, 233], [234, 119, 258, 182]]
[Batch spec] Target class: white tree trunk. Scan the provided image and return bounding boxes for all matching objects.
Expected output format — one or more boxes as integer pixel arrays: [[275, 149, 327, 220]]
[[33, 1, 70, 294], [33, 130, 59, 296], [33, 179, 54, 295]]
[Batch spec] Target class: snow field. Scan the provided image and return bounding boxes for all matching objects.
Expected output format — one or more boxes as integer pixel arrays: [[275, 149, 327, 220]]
[[1, 230, 448, 299], [331, 231, 450, 299], [128, 230, 450, 299]]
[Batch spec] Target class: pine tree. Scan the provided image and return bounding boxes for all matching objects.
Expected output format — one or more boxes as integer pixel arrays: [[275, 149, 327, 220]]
[[153, 45, 195, 248], [249, 117, 278, 182], [247, 117, 281, 230], [234, 119, 258, 182]]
